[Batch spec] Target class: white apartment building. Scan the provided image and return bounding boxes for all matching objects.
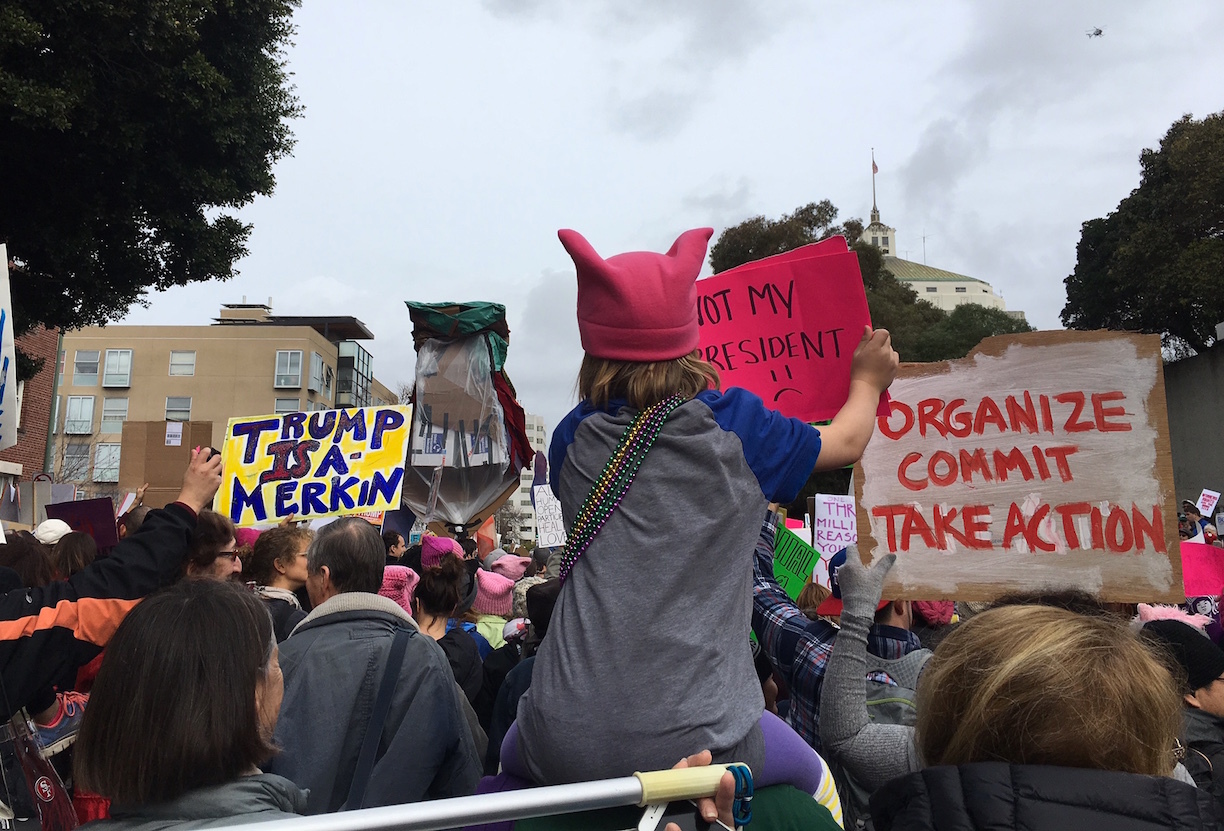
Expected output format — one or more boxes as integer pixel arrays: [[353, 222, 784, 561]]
[[507, 412, 550, 545]]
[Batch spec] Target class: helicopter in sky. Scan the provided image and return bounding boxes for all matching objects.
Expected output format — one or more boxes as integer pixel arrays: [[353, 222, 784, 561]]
[[1086, 27, 1104, 38]]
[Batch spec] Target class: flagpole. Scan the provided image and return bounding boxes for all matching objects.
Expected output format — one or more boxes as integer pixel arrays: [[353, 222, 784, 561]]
[[871, 148, 877, 212]]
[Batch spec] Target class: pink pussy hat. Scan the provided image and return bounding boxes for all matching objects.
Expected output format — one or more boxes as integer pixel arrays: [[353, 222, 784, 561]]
[[473, 569, 515, 617], [490, 554, 532, 582], [421, 535, 463, 569], [379, 565, 420, 614], [559, 227, 714, 362]]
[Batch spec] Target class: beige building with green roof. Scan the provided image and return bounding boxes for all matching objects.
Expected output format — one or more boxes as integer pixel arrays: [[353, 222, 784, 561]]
[[859, 200, 1024, 321]]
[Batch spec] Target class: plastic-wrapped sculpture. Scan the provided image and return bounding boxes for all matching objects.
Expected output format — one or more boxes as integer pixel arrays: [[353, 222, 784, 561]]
[[401, 302, 530, 536]]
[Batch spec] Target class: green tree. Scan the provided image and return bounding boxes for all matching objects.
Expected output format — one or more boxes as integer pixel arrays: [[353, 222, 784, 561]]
[[911, 303, 1034, 361], [0, 0, 301, 360], [1062, 111, 1224, 354], [710, 201, 946, 360]]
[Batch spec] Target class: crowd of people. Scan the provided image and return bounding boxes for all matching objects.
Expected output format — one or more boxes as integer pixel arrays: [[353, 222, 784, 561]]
[[4, 227, 1224, 830]]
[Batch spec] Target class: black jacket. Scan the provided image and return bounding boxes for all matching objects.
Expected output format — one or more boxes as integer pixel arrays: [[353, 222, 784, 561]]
[[1184, 708, 1224, 812], [0, 502, 196, 719], [872, 762, 1221, 831]]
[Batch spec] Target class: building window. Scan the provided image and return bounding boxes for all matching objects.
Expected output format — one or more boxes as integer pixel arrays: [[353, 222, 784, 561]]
[[57, 350, 66, 386], [336, 341, 372, 408], [169, 351, 196, 376], [101, 398, 128, 433], [955, 287, 967, 293], [65, 396, 95, 434], [51, 396, 61, 434], [882, 236, 890, 247], [73, 350, 100, 386], [309, 352, 323, 392], [64, 442, 91, 482], [93, 444, 121, 483], [275, 350, 302, 388], [165, 397, 192, 422], [871, 236, 879, 246], [275, 398, 300, 414], [103, 349, 132, 387], [925, 286, 937, 293]]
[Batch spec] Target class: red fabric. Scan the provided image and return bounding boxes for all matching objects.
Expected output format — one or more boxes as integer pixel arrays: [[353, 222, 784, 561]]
[[559, 227, 712, 362], [493, 373, 530, 474], [912, 600, 956, 626], [74, 790, 111, 825], [73, 651, 105, 693]]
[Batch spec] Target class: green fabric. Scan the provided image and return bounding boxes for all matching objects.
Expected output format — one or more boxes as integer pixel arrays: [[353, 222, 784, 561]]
[[405, 301, 510, 369], [512, 784, 841, 831]]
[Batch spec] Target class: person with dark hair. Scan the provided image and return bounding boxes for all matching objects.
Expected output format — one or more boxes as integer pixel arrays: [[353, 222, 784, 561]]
[[383, 530, 407, 566], [414, 555, 482, 704], [1142, 619, 1224, 811], [74, 579, 304, 828], [247, 526, 314, 642], [0, 449, 219, 756], [269, 517, 480, 813], [0, 531, 55, 588], [117, 506, 150, 541], [51, 531, 98, 580], [186, 510, 241, 581]]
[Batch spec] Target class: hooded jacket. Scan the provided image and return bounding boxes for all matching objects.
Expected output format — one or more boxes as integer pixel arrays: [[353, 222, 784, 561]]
[[84, 773, 306, 831], [1184, 707, 1224, 811], [268, 593, 480, 813], [871, 762, 1222, 831], [0, 502, 196, 719]]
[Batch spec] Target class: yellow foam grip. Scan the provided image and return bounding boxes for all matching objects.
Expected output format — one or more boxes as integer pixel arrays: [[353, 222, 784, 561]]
[[633, 763, 745, 807]]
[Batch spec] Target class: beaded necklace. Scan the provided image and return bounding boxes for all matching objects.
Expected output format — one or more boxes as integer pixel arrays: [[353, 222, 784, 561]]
[[557, 393, 687, 584]]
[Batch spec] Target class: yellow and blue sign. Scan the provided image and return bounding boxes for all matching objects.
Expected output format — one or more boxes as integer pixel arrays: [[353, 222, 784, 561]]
[[216, 406, 412, 527]]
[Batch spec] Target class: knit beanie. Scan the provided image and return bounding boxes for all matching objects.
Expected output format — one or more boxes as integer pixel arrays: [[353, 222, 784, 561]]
[[1142, 619, 1224, 691], [378, 565, 420, 615], [233, 527, 263, 549], [560, 227, 713, 362], [421, 535, 463, 570], [491, 554, 532, 583], [473, 569, 514, 617], [483, 547, 508, 570]]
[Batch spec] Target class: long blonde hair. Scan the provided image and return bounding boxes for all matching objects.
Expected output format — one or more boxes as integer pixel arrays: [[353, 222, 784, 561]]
[[916, 604, 1182, 776], [578, 351, 720, 411]]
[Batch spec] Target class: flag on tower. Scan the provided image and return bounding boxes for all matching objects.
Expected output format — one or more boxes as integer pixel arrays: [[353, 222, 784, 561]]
[[872, 159, 879, 175]]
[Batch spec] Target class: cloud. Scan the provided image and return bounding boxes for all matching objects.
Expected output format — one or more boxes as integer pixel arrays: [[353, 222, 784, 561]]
[[503, 269, 583, 430]]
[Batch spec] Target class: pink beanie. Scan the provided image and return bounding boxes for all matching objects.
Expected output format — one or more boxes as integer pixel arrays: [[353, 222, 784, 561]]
[[421, 535, 463, 569], [490, 554, 532, 583], [473, 569, 514, 617], [379, 565, 420, 614], [560, 228, 713, 362], [233, 527, 263, 549]]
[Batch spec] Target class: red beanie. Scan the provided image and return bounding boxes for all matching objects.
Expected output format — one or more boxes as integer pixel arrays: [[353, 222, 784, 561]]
[[560, 227, 713, 362]]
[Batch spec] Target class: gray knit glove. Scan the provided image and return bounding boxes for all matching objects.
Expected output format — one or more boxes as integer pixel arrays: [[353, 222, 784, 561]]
[[837, 547, 897, 620]]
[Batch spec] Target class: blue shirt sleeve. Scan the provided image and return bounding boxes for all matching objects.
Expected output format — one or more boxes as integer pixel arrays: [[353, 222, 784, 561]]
[[699, 388, 822, 504]]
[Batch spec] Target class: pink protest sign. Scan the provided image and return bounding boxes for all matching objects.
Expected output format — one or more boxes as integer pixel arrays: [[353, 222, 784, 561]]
[[1181, 540, 1224, 597], [696, 237, 887, 423]]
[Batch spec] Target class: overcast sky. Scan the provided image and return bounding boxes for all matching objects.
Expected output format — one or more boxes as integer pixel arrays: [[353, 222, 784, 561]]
[[119, 0, 1224, 432]]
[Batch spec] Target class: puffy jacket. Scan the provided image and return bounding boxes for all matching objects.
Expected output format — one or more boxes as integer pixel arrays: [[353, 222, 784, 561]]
[[269, 592, 481, 813], [83, 773, 305, 831], [1184, 707, 1224, 812], [0, 503, 196, 719], [872, 762, 1222, 831]]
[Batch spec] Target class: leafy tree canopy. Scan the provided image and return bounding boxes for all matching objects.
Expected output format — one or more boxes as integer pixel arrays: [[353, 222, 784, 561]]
[[0, 0, 302, 347], [910, 303, 1034, 362], [1062, 111, 1224, 354]]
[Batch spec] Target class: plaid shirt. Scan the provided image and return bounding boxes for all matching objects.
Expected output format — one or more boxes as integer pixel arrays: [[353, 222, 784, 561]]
[[751, 511, 923, 752]]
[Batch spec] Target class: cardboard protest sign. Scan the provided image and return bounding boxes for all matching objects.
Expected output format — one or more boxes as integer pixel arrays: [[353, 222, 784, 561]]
[[773, 525, 821, 600], [216, 406, 412, 527], [856, 331, 1181, 602], [0, 246, 17, 452], [533, 485, 567, 548], [1197, 489, 1220, 518], [1180, 541, 1224, 597], [696, 237, 888, 423], [45, 498, 119, 549]]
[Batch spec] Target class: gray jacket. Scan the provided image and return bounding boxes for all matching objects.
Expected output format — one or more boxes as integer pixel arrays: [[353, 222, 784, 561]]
[[268, 593, 481, 814], [84, 774, 305, 831]]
